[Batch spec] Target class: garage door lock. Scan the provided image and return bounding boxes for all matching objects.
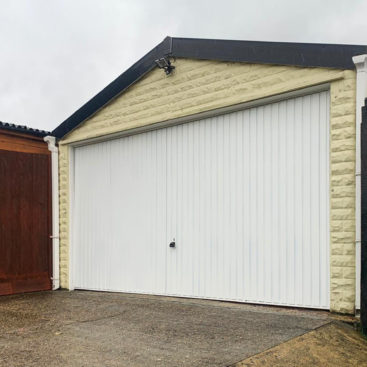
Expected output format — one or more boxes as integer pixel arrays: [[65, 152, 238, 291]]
[[169, 239, 176, 248]]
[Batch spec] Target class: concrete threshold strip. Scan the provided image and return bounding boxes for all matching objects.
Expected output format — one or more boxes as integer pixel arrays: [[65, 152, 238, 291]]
[[228, 321, 367, 367]]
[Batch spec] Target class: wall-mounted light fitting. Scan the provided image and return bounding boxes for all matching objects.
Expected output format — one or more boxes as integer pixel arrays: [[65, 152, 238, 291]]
[[155, 56, 175, 75]]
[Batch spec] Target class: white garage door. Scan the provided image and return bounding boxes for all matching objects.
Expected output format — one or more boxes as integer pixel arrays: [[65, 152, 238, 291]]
[[72, 91, 330, 309]]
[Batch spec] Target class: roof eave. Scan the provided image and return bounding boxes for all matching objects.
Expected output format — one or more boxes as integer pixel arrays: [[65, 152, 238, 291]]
[[52, 37, 172, 139], [52, 37, 367, 139]]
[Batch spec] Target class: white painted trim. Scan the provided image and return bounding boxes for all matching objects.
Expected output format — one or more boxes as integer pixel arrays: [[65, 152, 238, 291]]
[[44, 136, 60, 290], [68, 145, 75, 290], [353, 54, 367, 311], [67, 83, 330, 148]]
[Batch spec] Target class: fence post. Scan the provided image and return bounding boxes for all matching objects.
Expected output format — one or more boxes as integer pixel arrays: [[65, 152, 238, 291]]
[[361, 98, 367, 334]]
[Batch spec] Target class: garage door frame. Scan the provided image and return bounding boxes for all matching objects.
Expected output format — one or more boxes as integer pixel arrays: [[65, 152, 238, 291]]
[[68, 83, 331, 308]]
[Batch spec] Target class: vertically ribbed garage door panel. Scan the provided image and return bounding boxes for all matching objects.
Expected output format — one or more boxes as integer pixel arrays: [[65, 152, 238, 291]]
[[73, 91, 330, 309], [73, 132, 168, 294]]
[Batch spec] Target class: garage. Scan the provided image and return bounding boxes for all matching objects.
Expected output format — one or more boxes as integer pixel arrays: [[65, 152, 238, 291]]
[[53, 37, 367, 314], [71, 90, 330, 308]]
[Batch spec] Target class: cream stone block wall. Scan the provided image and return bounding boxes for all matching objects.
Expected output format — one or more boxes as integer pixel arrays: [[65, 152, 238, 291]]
[[58, 144, 69, 287], [329, 71, 356, 313], [59, 59, 356, 314]]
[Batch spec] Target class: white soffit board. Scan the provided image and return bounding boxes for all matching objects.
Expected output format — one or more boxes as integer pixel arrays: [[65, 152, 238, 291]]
[[72, 90, 330, 309]]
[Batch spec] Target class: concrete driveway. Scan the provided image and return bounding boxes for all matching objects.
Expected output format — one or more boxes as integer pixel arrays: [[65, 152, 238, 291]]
[[0, 291, 348, 366]]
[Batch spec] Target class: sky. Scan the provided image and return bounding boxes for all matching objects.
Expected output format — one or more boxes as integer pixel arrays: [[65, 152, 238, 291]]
[[1, 0, 367, 132]]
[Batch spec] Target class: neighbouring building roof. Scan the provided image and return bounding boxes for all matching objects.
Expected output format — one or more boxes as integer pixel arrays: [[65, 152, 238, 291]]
[[0, 121, 50, 138], [52, 36, 367, 139]]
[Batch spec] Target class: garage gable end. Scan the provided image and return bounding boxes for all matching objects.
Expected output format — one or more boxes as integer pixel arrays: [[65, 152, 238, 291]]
[[61, 59, 349, 144], [53, 37, 367, 140]]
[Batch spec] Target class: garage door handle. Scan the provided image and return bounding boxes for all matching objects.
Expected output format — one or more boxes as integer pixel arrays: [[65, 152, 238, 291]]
[[169, 241, 176, 248]]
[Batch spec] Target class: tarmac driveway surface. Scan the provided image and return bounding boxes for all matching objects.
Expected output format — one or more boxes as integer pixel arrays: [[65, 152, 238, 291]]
[[0, 290, 332, 366]]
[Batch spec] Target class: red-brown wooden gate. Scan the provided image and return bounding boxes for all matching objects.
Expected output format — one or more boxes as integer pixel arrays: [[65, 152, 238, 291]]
[[0, 126, 52, 295]]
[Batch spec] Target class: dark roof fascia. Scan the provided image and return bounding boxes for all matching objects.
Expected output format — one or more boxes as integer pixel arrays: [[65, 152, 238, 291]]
[[0, 121, 50, 138], [171, 37, 367, 69], [53, 37, 367, 139], [52, 37, 172, 139]]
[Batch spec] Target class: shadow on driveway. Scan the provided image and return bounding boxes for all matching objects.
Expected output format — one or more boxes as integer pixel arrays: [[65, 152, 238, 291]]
[[231, 322, 367, 367]]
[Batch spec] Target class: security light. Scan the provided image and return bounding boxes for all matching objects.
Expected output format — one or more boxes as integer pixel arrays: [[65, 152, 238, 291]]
[[155, 56, 175, 75]]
